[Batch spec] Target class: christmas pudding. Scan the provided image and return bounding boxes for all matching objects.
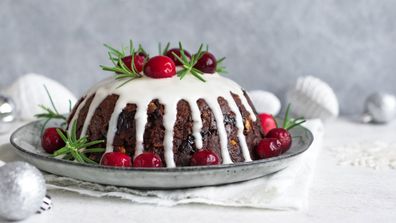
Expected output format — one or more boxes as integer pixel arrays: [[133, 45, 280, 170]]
[[66, 42, 264, 167], [38, 41, 304, 168]]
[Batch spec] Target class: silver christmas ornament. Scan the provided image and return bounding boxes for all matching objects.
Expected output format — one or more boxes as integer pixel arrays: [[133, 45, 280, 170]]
[[362, 92, 396, 124], [0, 162, 47, 221], [0, 94, 16, 134], [287, 76, 339, 121]]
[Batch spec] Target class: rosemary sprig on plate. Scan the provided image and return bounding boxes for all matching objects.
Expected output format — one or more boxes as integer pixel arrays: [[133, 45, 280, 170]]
[[282, 104, 306, 130], [34, 85, 70, 133], [172, 42, 206, 82], [53, 120, 105, 164]]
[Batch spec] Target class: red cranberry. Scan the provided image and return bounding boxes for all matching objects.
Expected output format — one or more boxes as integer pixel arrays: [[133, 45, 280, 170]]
[[133, 152, 163, 168], [119, 53, 147, 73], [258, 113, 277, 135], [165, 48, 191, 66], [266, 128, 292, 153], [255, 138, 282, 159], [143, 56, 176, 78], [100, 152, 132, 167], [41, 128, 66, 154], [190, 149, 220, 166], [193, 52, 217, 74]]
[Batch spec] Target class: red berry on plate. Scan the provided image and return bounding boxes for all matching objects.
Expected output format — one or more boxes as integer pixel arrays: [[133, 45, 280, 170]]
[[165, 48, 191, 66], [255, 138, 282, 159], [41, 128, 66, 154], [100, 152, 132, 167], [194, 52, 217, 74], [190, 149, 220, 166], [266, 128, 292, 153], [258, 113, 277, 135], [119, 53, 147, 73], [143, 56, 176, 78], [133, 152, 163, 168]]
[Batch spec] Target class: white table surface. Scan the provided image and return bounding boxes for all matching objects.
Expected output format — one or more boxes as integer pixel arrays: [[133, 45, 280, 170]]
[[1, 118, 396, 223]]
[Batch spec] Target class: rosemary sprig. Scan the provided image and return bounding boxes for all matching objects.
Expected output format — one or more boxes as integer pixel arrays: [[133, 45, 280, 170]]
[[158, 42, 170, 55], [172, 42, 206, 82], [282, 104, 306, 130], [53, 120, 105, 164], [35, 85, 70, 134], [100, 40, 145, 88]]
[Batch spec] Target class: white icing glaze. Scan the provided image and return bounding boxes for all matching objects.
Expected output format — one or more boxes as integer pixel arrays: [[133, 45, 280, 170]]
[[69, 73, 257, 167]]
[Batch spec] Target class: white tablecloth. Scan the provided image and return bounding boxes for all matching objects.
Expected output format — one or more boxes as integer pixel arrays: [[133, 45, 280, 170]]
[[1, 118, 396, 223]]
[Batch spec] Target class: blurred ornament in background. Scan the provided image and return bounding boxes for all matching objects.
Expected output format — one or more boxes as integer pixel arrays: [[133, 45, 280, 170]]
[[287, 76, 339, 121], [2, 73, 77, 120], [0, 161, 51, 221], [248, 90, 281, 116], [0, 94, 16, 133], [362, 92, 396, 124]]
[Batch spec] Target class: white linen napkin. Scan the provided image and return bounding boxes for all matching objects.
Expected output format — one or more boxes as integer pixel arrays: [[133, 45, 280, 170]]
[[42, 120, 323, 210]]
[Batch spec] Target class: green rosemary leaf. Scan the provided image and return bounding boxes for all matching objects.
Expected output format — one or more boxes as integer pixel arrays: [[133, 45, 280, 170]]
[[108, 52, 118, 66], [52, 147, 70, 157], [68, 100, 72, 113], [129, 39, 134, 55], [191, 70, 206, 82], [83, 148, 106, 153], [172, 52, 184, 65], [100, 65, 124, 73], [73, 150, 85, 163], [118, 57, 133, 74], [81, 139, 105, 148], [80, 153, 97, 164], [178, 42, 189, 63], [104, 44, 124, 58], [71, 121, 77, 142], [177, 69, 189, 79], [217, 57, 226, 64], [287, 120, 306, 130], [115, 74, 132, 79], [43, 85, 59, 114], [283, 104, 291, 129], [116, 78, 134, 88], [138, 43, 148, 56], [56, 128, 69, 144], [162, 42, 170, 55]]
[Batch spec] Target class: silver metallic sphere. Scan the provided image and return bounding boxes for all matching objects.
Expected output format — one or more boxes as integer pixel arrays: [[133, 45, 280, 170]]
[[0, 95, 15, 122], [362, 92, 396, 124], [0, 162, 46, 221], [0, 94, 16, 133]]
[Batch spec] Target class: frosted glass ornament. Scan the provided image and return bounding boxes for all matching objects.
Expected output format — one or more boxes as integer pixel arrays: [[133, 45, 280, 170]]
[[287, 76, 339, 121]]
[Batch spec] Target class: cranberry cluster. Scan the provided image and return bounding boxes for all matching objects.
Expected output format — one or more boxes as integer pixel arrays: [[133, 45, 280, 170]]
[[255, 105, 305, 159], [141, 48, 220, 79]]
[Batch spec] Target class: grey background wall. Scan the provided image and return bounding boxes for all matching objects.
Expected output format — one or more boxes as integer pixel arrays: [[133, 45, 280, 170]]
[[1, 0, 396, 115]]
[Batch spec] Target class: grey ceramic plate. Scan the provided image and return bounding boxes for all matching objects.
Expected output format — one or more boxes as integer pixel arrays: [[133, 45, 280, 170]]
[[10, 120, 313, 189]]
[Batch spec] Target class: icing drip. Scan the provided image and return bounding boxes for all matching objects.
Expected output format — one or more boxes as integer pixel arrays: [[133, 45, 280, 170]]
[[69, 73, 257, 167], [225, 94, 252, 162]]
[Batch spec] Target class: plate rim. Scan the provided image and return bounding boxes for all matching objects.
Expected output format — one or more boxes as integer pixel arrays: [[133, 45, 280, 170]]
[[9, 120, 314, 172]]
